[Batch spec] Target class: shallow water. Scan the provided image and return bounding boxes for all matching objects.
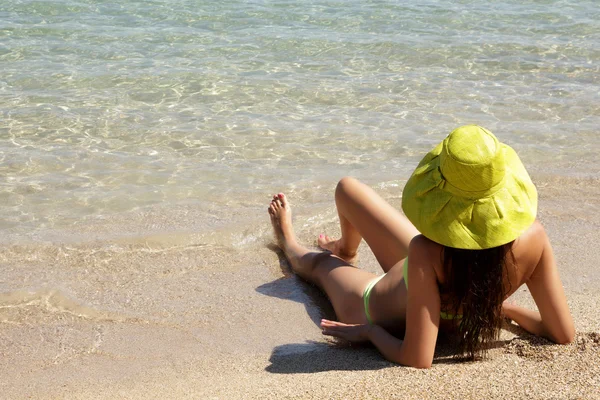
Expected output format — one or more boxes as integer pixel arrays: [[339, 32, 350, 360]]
[[1, 0, 598, 242]]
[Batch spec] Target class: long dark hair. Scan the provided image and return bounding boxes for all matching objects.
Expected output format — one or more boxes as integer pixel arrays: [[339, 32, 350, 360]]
[[442, 243, 515, 360]]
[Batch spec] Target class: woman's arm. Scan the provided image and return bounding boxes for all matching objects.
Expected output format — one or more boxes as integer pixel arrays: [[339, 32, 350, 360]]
[[506, 227, 574, 344], [320, 319, 433, 369], [502, 302, 548, 338], [320, 320, 419, 366]]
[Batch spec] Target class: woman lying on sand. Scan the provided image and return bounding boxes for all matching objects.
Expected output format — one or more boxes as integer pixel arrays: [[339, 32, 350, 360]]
[[268, 125, 574, 368]]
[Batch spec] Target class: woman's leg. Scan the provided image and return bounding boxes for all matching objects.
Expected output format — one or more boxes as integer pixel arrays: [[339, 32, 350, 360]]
[[268, 193, 375, 323], [318, 177, 420, 272]]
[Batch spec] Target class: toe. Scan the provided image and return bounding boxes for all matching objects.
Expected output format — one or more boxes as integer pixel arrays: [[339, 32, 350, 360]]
[[278, 193, 287, 207]]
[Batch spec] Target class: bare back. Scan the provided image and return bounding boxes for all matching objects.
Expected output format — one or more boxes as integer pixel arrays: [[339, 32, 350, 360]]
[[370, 220, 572, 338], [434, 219, 545, 298]]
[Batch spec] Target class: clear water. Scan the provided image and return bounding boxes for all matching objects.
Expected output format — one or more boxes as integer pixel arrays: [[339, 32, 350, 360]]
[[1, 0, 599, 241]]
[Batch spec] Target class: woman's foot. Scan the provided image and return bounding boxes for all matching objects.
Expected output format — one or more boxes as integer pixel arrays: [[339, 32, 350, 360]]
[[317, 235, 358, 265], [268, 193, 321, 281], [268, 193, 297, 253]]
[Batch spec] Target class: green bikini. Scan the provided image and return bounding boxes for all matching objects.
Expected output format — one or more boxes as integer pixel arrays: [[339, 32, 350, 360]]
[[362, 258, 456, 324], [362, 274, 385, 324]]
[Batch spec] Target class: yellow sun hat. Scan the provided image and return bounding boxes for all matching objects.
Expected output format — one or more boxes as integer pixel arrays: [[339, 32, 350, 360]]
[[401, 125, 538, 250]]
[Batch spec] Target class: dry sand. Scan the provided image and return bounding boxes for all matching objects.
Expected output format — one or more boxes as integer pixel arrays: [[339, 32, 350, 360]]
[[1, 175, 599, 399]]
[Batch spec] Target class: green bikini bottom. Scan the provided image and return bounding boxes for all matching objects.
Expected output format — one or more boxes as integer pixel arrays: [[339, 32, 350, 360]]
[[362, 274, 385, 324], [362, 258, 457, 324]]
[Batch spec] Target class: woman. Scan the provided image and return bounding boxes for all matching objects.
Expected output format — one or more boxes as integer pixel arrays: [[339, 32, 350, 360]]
[[268, 125, 574, 368]]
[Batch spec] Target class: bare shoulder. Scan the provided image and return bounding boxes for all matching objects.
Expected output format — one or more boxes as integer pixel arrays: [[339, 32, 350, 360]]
[[407, 234, 445, 278], [513, 219, 549, 258], [523, 219, 546, 239], [408, 234, 443, 260], [511, 220, 554, 284]]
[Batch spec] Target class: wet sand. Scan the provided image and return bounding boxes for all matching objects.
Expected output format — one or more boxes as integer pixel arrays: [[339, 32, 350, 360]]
[[1, 175, 599, 399]]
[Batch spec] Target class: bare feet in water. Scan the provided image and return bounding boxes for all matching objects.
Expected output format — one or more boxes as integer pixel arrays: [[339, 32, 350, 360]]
[[317, 235, 358, 265], [268, 192, 358, 266]]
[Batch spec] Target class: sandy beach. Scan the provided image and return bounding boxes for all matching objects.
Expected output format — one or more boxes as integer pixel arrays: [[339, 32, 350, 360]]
[[1, 175, 599, 400]]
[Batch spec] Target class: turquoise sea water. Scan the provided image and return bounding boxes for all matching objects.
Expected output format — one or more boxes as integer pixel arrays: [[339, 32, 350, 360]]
[[1, 0, 599, 241]]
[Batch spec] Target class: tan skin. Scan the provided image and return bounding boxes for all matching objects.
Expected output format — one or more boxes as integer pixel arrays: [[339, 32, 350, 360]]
[[268, 177, 575, 368]]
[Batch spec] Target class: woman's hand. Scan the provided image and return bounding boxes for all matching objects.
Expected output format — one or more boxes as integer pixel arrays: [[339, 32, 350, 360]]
[[320, 319, 372, 343], [501, 299, 513, 317], [502, 299, 518, 322]]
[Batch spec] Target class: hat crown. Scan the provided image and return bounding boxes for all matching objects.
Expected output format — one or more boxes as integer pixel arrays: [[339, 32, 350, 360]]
[[440, 125, 506, 194]]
